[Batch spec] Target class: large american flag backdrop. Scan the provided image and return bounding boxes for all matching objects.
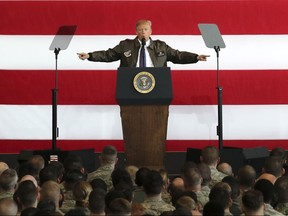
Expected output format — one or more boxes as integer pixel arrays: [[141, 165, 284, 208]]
[[1, 0, 288, 154]]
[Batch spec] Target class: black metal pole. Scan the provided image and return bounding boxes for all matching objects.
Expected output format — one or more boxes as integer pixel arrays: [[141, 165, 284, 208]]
[[52, 48, 60, 151], [214, 46, 223, 152]]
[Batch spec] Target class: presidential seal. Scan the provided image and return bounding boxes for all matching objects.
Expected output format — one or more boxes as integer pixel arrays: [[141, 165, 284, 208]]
[[133, 71, 155, 94]]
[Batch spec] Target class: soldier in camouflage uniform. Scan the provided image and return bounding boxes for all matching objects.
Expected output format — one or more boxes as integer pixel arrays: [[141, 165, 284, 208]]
[[159, 168, 172, 204], [254, 179, 285, 216], [275, 176, 288, 215], [200, 146, 227, 188], [197, 162, 211, 198], [183, 166, 209, 211], [241, 190, 265, 216], [141, 170, 175, 215], [0, 169, 17, 200], [87, 145, 118, 191], [60, 169, 86, 213]]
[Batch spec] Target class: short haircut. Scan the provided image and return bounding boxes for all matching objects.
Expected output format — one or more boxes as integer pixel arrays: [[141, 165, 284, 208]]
[[39, 165, 58, 186], [217, 162, 233, 176], [237, 165, 256, 188], [270, 147, 287, 162], [28, 154, 45, 173], [171, 190, 198, 207], [0, 168, 18, 191], [49, 161, 65, 182], [264, 156, 283, 177], [17, 161, 38, 180], [175, 195, 197, 211], [89, 189, 106, 214], [209, 186, 231, 209], [183, 167, 202, 188], [106, 198, 131, 216], [63, 154, 84, 173], [14, 180, 37, 209], [222, 176, 240, 200], [241, 189, 264, 212], [254, 179, 274, 204], [143, 170, 163, 195], [40, 180, 60, 203], [274, 176, 288, 202], [101, 145, 117, 164], [201, 146, 219, 165], [111, 168, 133, 188], [135, 167, 150, 187]]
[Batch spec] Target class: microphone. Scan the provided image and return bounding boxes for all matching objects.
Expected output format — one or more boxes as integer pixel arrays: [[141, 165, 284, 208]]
[[141, 38, 146, 46]]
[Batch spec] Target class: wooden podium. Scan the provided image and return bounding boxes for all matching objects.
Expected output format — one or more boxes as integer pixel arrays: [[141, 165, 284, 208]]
[[116, 67, 173, 169]]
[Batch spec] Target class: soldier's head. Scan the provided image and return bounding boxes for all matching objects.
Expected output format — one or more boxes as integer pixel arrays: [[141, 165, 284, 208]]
[[241, 190, 264, 216], [263, 156, 284, 178], [270, 147, 287, 165], [217, 162, 233, 176], [274, 176, 288, 203], [106, 198, 131, 216], [183, 167, 202, 190], [143, 170, 163, 197], [237, 165, 256, 189], [200, 146, 220, 166], [0, 168, 18, 192], [100, 145, 118, 166], [0, 162, 9, 175], [0, 198, 18, 216], [209, 183, 232, 211]]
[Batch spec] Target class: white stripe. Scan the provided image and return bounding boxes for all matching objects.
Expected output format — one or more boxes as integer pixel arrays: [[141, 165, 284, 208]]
[[1, 35, 288, 70], [0, 105, 288, 140]]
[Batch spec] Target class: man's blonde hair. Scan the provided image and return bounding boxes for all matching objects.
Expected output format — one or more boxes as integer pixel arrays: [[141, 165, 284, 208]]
[[136, 19, 152, 29]]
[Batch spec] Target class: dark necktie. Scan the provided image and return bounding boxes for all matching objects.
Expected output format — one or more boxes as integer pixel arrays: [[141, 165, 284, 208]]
[[140, 38, 146, 67]]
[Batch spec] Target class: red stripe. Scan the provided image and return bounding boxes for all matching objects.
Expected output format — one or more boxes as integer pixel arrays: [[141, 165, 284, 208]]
[[1, 1, 288, 35], [0, 139, 286, 154], [1, 70, 288, 105]]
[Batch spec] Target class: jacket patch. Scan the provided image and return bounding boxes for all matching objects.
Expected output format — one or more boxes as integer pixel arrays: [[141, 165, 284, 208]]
[[124, 50, 132, 57], [157, 51, 165, 57]]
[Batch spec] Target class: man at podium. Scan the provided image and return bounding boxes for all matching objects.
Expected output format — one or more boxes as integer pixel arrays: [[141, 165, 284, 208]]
[[77, 19, 209, 66], [77, 19, 209, 169]]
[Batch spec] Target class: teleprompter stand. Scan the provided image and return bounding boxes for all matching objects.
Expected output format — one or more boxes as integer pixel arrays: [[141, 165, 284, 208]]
[[198, 24, 226, 152], [49, 25, 77, 151]]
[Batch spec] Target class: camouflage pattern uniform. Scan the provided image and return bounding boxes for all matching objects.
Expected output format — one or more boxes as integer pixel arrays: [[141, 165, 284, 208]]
[[275, 203, 288, 216], [265, 203, 285, 216], [209, 166, 227, 188], [161, 190, 172, 204], [195, 190, 209, 211], [0, 192, 13, 200], [201, 185, 210, 198], [141, 196, 175, 215], [60, 189, 75, 214], [87, 164, 114, 191]]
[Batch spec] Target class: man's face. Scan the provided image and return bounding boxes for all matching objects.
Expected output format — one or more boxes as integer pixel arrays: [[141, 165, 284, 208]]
[[136, 23, 152, 41]]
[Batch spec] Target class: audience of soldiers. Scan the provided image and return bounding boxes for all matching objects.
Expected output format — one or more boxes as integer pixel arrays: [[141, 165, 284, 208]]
[[0, 145, 287, 215]]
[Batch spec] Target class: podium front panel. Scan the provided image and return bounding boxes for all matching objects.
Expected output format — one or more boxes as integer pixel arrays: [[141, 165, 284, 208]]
[[116, 67, 173, 105]]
